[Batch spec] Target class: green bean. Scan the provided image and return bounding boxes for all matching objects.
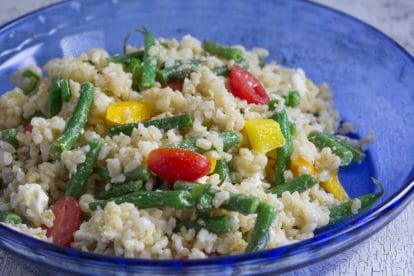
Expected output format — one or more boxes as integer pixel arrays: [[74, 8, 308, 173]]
[[213, 159, 232, 183], [107, 51, 144, 65], [140, 30, 157, 90], [22, 69, 40, 95], [202, 40, 244, 61], [271, 109, 293, 185], [125, 164, 151, 182], [60, 79, 72, 102], [245, 203, 277, 252], [89, 190, 194, 210], [156, 60, 204, 85], [267, 99, 279, 112], [65, 138, 104, 198], [210, 65, 229, 76], [328, 178, 383, 225], [190, 184, 213, 216], [283, 90, 301, 107], [173, 181, 260, 215], [172, 131, 240, 153], [47, 76, 63, 117], [130, 58, 142, 91], [95, 181, 142, 200], [289, 122, 296, 136], [0, 128, 18, 149], [93, 166, 111, 181], [178, 215, 233, 234], [268, 174, 317, 196], [0, 211, 22, 224], [50, 82, 95, 157], [307, 131, 354, 166], [108, 114, 193, 137], [336, 136, 365, 163]]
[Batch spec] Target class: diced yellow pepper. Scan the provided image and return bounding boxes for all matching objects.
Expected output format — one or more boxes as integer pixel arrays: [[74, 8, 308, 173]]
[[206, 156, 217, 174], [244, 119, 285, 153], [290, 156, 315, 177], [106, 102, 151, 125], [321, 171, 349, 202]]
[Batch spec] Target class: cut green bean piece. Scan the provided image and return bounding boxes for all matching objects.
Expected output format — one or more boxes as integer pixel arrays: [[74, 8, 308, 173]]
[[283, 90, 301, 107], [328, 178, 383, 225], [22, 69, 40, 95], [268, 174, 317, 196], [94, 166, 111, 181], [202, 40, 244, 61], [0, 211, 22, 224], [95, 181, 142, 200], [271, 109, 293, 185], [47, 77, 63, 117], [108, 114, 193, 137], [140, 30, 157, 90], [213, 159, 232, 183], [245, 203, 277, 252], [172, 131, 240, 153], [211, 65, 229, 76], [89, 190, 194, 210], [125, 164, 151, 181], [0, 128, 18, 149], [66, 138, 104, 199], [179, 215, 233, 234], [50, 82, 95, 157], [267, 99, 279, 112], [107, 51, 144, 65], [156, 60, 204, 85], [173, 181, 260, 215], [60, 79, 72, 102], [336, 136, 365, 163], [130, 58, 142, 91], [308, 131, 354, 166]]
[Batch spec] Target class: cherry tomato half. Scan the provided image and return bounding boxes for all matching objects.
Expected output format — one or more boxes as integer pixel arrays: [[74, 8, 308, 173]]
[[147, 148, 211, 182], [165, 81, 184, 91], [229, 65, 269, 104], [47, 196, 81, 247]]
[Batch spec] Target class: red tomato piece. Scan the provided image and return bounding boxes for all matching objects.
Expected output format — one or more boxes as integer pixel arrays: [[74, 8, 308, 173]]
[[24, 124, 33, 133], [47, 196, 81, 247], [165, 81, 184, 91], [147, 148, 211, 182], [229, 65, 269, 104]]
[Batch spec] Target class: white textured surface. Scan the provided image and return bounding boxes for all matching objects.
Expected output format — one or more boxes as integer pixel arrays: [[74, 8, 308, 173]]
[[0, 1, 413, 275]]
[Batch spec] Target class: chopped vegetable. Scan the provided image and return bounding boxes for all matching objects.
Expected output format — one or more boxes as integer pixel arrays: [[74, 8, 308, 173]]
[[290, 156, 315, 177], [140, 29, 157, 90], [60, 79, 72, 102], [156, 59, 204, 85], [89, 190, 194, 210], [245, 203, 277, 252], [65, 139, 104, 199], [213, 159, 232, 183], [108, 114, 193, 137], [0, 211, 22, 224], [0, 128, 18, 149], [95, 181, 143, 200], [244, 119, 285, 153], [172, 131, 240, 153], [321, 171, 349, 202], [268, 174, 317, 196], [94, 166, 111, 181], [328, 178, 384, 225], [50, 82, 95, 157], [283, 90, 301, 107], [229, 65, 269, 104], [271, 109, 293, 185], [165, 81, 184, 91], [47, 196, 81, 247], [125, 164, 151, 182], [206, 156, 217, 174], [47, 76, 63, 118], [21, 69, 40, 94], [173, 181, 260, 215], [178, 215, 233, 234], [106, 101, 152, 125], [107, 50, 144, 65], [147, 148, 211, 182], [308, 131, 354, 166], [202, 40, 243, 61], [336, 136, 366, 163]]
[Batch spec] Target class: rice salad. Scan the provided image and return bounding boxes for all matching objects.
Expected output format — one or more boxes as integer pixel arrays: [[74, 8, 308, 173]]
[[0, 32, 382, 259]]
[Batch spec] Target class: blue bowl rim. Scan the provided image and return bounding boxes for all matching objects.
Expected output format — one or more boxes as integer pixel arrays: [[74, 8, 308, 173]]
[[0, 0, 413, 271]]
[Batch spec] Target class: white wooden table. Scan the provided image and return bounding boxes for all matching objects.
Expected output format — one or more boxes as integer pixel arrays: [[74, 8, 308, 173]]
[[0, 1, 413, 275]]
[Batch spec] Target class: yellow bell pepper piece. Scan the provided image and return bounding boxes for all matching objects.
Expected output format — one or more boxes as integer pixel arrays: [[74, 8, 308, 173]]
[[106, 102, 151, 125], [206, 156, 217, 174], [321, 171, 349, 202], [290, 156, 315, 177], [244, 119, 285, 153]]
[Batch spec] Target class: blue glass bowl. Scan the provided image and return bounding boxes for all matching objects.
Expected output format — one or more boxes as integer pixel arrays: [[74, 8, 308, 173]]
[[0, 0, 413, 274]]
